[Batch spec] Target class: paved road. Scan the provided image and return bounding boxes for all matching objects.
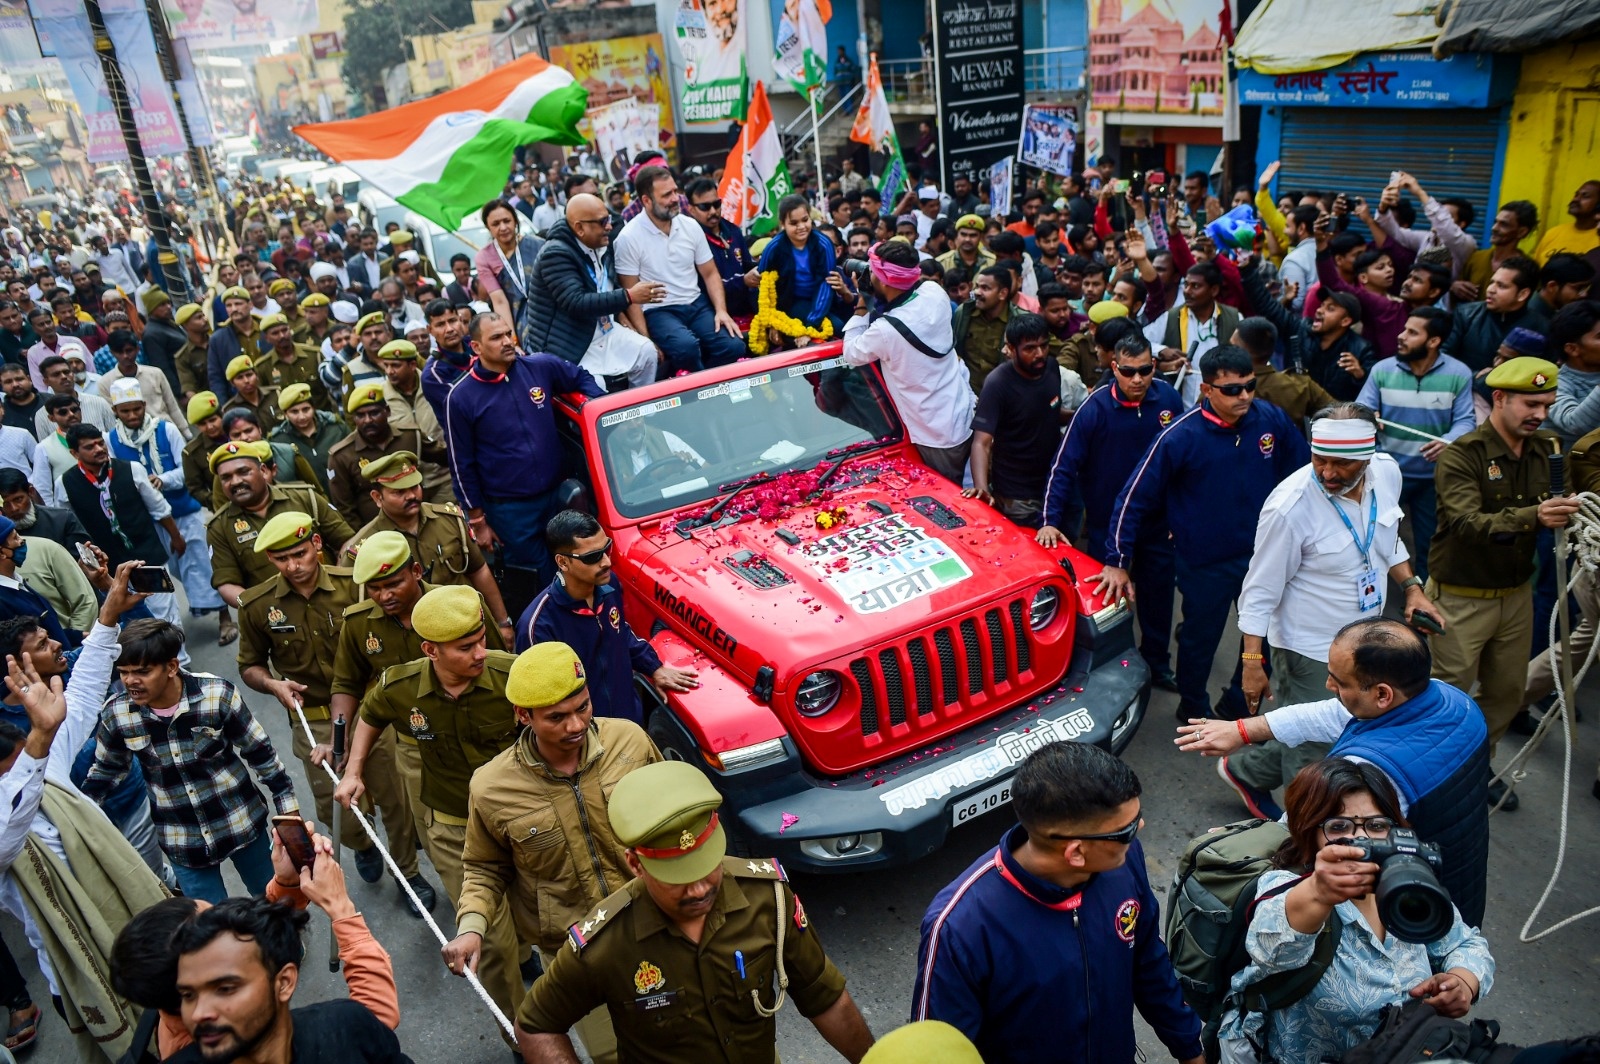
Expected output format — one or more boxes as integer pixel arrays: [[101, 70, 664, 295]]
[[8, 608, 1600, 1061]]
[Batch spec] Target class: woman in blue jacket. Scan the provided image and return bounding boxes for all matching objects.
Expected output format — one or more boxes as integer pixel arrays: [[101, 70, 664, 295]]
[[753, 194, 851, 347]]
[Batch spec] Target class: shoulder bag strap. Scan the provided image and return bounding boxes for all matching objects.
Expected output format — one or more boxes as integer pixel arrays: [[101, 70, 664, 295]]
[[881, 313, 951, 359]]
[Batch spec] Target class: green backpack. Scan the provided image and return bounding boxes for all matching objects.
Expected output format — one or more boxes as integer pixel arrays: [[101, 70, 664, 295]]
[[1164, 819, 1342, 1051]]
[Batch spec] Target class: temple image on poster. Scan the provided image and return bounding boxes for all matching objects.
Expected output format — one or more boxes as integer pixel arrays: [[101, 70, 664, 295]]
[[1089, 0, 1223, 114]]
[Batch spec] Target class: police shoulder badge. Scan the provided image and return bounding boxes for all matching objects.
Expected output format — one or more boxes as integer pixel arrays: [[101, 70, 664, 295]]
[[1258, 433, 1276, 457], [1159, 409, 1174, 426], [793, 894, 810, 932], [633, 960, 665, 995], [365, 632, 383, 655], [1487, 461, 1503, 481], [608, 606, 620, 631], [266, 605, 287, 625], [1115, 898, 1140, 943]]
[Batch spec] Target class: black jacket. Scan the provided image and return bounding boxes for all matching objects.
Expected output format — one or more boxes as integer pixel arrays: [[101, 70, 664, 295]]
[[1242, 261, 1374, 401], [1443, 300, 1549, 374], [523, 219, 632, 364], [141, 317, 187, 396]]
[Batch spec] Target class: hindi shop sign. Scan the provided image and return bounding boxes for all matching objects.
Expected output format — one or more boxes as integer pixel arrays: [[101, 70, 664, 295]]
[[1236, 52, 1503, 109], [932, 0, 1025, 191]]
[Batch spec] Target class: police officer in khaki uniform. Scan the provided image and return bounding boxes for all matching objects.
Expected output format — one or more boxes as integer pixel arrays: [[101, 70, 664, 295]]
[[301, 292, 337, 356], [183, 391, 228, 510], [445, 642, 662, 1064], [336, 583, 526, 1028], [235, 510, 429, 910], [330, 531, 504, 872], [374, 338, 442, 440], [173, 302, 211, 398], [207, 441, 355, 608], [220, 352, 282, 432], [327, 384, 452, 527], [1428, 355, 1584, 808], [341, 451, 513, 623], [254, 312, 330, 411], [269, 279, 312, 344], [516, 761, 875, 1064]]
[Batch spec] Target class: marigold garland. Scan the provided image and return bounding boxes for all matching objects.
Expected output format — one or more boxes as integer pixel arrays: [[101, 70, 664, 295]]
[[747, 271, 834, 355]]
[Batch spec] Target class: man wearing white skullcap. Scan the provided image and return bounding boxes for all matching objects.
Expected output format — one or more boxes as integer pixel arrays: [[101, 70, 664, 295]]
[[308, 260, 351, 303], [1221, 404, 1445, 819]]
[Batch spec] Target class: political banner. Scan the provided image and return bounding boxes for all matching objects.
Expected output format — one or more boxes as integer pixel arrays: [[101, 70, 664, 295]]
[[1016, 104, 1076, 177], [848, 54, 906, 209], [173, 38, 215, 147], [989, 154, 1013, 219], [32, 0, 186, 163], [932, 0, 1024, 191], [0, 1, 45, 67], [162, 0, 320, 50], [1084, 108, 1104, 168], [589, 96, 660, 173], [674, 0, 747, 124], [773, 0, 830, 101], [548, 35, 677, 158], [719, 80, 792, 237]]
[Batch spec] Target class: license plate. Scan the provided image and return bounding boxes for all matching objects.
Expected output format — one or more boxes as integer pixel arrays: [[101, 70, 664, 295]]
[[951, 778, 1013, 827]]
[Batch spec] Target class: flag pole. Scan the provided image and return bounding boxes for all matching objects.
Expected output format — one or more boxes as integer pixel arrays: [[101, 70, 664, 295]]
[[809, 83, 825, 200]]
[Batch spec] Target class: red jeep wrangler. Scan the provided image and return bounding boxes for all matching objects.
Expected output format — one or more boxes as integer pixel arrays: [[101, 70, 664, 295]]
[[553, 341, 1149, 872]]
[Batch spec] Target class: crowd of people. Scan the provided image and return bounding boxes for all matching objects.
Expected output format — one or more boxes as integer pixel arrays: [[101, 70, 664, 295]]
[[0, 144, 1595, 1064]]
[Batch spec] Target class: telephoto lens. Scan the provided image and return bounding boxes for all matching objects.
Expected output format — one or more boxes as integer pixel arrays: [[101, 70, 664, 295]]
[[1347, 829, 1453, 944]]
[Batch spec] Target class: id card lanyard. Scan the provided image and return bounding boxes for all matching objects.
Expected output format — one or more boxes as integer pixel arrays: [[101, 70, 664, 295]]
[[1321, 480, 1380, 611]]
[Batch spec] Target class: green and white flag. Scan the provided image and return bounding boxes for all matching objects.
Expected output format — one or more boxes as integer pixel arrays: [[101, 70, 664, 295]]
[[675, 0, 748, 123], [849, 54, 907, 208], [773, 0, 831, 101], [718, 80, 793, 238]]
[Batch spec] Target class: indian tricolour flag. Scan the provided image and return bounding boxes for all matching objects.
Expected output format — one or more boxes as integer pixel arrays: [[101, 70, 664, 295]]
[[773, 0, 831, 100], [292, 55, 587, 232], [849, 54, 907, 208], [718, 80, 792, 238]]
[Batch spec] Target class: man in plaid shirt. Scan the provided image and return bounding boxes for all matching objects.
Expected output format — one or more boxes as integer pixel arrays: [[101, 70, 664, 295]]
[[81, 619, 301, 903]]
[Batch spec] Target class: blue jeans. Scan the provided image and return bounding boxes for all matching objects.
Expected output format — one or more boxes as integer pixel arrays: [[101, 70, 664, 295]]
[[170, 830, 275, 904], [644, 295, 747, 374], [482, 490, 558, 586], [1173, 552, 1252, 711], [1087, 527, 1174, 671], [1400, 477, 1437, 583]]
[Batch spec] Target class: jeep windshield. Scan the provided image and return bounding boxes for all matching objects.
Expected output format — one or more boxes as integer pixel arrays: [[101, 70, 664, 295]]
[[596, 355, 903, 519]]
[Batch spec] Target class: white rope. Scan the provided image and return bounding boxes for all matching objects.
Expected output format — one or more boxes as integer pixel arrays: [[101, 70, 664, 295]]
[[1490, 493, 1600, 940], [1375, 417, 1448, 445], [291, 702, 517, 1037]]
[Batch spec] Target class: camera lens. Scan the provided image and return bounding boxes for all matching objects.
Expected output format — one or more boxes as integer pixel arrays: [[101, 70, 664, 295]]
[[1374, 854, 1454, 944]]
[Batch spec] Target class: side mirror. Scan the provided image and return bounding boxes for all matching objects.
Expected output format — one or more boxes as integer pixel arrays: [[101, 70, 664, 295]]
[[556, 477, 594, 516]]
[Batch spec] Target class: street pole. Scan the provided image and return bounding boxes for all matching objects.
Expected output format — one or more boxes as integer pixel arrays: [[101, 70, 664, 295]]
[[808, 83, 825, 194], [82, 0, 189, 297], [143, 0, 224, 262]]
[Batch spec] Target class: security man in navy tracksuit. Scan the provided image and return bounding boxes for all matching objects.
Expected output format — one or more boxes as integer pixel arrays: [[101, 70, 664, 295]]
[[913, 741, 1204, 1064], [1100, 345, 1309, 720], [515, 510, 700, 721], [1038, 329, 1184, 690]]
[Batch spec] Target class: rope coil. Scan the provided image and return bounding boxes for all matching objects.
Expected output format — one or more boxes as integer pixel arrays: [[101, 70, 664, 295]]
[[290, 703, 517, 1037]]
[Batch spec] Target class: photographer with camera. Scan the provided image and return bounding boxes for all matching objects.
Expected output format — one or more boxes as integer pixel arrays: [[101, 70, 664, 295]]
[[1216, 758, 1493, 1064], [837, 240, 976, 484]]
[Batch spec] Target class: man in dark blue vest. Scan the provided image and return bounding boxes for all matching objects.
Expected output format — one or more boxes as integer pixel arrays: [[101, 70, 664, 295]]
[[1175, 617, 1489, 927]]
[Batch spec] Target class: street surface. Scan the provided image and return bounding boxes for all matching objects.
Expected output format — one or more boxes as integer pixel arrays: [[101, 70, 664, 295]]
[[7, 606, 1599, 1061]]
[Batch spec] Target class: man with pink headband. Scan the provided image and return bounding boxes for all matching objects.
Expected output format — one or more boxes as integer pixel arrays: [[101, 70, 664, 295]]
[[835, 240, 975, 483]]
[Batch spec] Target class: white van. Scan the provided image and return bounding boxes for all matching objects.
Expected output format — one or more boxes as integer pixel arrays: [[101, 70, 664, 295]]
[[356, 188, 409, 235]]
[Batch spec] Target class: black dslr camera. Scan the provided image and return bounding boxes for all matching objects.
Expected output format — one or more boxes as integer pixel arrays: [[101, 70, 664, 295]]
[[1344, 829, 1451, 943], [838, 258, 871, 281]]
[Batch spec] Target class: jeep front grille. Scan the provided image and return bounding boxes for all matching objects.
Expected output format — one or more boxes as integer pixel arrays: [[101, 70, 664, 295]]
[[853, 599, 1035, 737]]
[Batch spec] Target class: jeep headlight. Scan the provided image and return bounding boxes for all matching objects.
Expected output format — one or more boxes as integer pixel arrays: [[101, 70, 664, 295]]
[[795, 670, 843, 717], [1029, 586, 1061, 630]]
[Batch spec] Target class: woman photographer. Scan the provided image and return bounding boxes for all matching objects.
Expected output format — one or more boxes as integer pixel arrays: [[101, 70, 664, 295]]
[[1218, 758, 1493, 1064]]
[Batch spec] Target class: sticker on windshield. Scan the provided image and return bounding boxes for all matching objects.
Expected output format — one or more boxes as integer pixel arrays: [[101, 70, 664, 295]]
[[696, 374, 771, 401], [801, 514, 971, 613], [787, 357, 844, 377], [600, 397, 682, 427]]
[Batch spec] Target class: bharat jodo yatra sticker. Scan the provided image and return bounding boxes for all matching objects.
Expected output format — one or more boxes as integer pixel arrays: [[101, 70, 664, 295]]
[[801, 513, 972, 614]]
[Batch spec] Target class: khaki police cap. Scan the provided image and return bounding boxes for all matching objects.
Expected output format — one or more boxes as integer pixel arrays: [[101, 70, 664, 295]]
[[388, 230, 414, 246], [507, 642, 586, 709], [221, 285, 250, 301], [187, 391, 220, 425], [355, 311, 388, 335], [1088, 300, 1130, 324], [254, 510, 317, 553], [861, 1022, 983, 1064], [609, 761, 726, 884], [1484, 356, 1559, 394], [346, 384, 387, 415], [412, 584, 487, 643], [209, 439, 269, 473], [377, 339, 419, 362], [174, 302, 205, 326], [351, 530, 413, 584], [954, 213, 985, 232], [225, 354, 257, 382], [301, 293, 330, 308], [360, 450, 422, 489], [259, 313, 289, 332], [278, 382, 313, 410], [268, 278, 296, 296]]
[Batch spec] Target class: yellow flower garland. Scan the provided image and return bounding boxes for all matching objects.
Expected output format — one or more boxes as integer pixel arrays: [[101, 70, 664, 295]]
[[747, 271, 834, 355]]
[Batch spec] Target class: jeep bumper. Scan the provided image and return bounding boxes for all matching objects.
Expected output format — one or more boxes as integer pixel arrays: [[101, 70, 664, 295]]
[[651, 656, 1150, 873]]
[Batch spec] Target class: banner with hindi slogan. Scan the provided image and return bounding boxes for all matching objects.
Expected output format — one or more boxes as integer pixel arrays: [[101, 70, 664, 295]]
[[548, 34, 677, 159], [0, 0, 46, 68], [848, 54, 906, 209], [718, 80, 792, 238], [589, 96, 660, 173], [772, 0, 830, 100], [32, 0, 187, 163], [162, 0, 320, 50], [1016, 104, 1076, 176], [674, 0, 747, 124]]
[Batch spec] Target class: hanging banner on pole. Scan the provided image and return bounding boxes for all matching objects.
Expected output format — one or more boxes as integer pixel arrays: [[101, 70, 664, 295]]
[[0, 1, 46, 67], [31, 0, 187, 163], [718, 80, 793, 238], [1016, 104, 1076, 176], [173, 38, 215, 147], [161, 0, 321, 51], [773, 0, 830, 100], [848, 53, 907, 209], [675, 0, 747, 123], [1084, 109, 1104, 168], [989, 154, 1014, 219]]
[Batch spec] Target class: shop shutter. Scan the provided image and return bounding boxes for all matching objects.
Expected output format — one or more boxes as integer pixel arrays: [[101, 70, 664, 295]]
[[1277, 107, 1502, 241]]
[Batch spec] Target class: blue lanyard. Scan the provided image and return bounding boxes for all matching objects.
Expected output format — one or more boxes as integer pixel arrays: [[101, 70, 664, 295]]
[[1320, 480, 1377, 568]]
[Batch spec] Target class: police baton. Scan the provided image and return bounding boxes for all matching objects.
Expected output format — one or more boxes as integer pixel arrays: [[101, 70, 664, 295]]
[[328, 714, 346, 973]]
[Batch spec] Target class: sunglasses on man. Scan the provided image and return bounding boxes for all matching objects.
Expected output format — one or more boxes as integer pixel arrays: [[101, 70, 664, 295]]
[[692, 200, 723, 212], [1114, 363, 1154, 378], [1046, 809, 1143, 846], [1211, 378, 1258, 397], [560, 539, 613, 566]]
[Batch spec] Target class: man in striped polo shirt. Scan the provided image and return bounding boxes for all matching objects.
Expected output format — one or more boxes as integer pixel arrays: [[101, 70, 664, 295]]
[[1356, 306, 1475, 582]]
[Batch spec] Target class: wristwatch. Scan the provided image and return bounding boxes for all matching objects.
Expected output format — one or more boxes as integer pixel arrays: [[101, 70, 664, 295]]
[[1399, 576, 1425, 592]]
